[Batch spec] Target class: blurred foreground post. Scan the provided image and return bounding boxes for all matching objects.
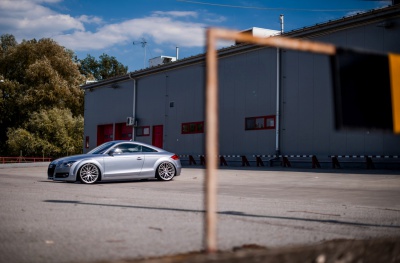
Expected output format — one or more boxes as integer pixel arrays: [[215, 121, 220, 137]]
[[204, 28, 218, 253]]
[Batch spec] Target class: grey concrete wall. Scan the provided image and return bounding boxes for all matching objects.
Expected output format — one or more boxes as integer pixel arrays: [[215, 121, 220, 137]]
[[164, 65, 205, 154], [135, 65, 205, 154], [280, 51, 334, 156], [218, 48, 277, 155], [83, 81, 134, 152]]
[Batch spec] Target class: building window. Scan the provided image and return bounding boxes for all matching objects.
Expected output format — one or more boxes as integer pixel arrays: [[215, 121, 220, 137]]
[[136, 126, 150, 136], [182, 121, 204, 134], [245, 115, 275, 130]]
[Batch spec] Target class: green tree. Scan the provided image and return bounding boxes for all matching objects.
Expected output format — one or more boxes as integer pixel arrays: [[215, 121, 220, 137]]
[[0, 34, 17, 56], [79, 54, 99, 80], [0, 37, 84, 115], [0, 33, 128, 156], [0, 34, 84, 155], [7, 108, 84, 157], [79, 53, 128, 80]]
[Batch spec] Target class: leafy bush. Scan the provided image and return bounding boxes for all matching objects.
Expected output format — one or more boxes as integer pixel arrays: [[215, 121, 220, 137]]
[[7, 108, 83, 157]]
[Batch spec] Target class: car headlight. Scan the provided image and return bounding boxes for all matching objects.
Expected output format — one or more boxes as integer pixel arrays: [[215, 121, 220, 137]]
[[63, 161, 77, 167]]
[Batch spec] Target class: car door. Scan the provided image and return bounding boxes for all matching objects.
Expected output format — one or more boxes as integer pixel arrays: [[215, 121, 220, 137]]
[[102, 143, 144, 179], [140, 146, 163, 177]]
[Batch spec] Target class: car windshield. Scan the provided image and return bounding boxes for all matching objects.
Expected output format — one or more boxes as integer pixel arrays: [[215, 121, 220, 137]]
[[88, 141, 118, 154]]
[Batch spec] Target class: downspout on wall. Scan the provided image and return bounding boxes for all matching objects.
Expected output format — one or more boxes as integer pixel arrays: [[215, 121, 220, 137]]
[[276, 48, 281, 155], [129, 74, 137, 141], [276, 14, 284, 155]]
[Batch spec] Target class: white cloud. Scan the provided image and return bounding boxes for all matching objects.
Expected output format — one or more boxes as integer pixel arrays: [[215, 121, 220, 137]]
[[54, 15, 206, 51], [152, 11, 198, 18], [345, 1, 389, 16], [0, 0, 85, 40], [78, 15, 103, 24], [0, 0, 225, 53], [204, 15, 227, 23], [153, 48, 164, 54], [33, 0, 62, 3]]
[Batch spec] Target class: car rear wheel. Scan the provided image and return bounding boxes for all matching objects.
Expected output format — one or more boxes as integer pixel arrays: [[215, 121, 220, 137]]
[[78, 163, 99, 184], [156, 162, 176, 181]]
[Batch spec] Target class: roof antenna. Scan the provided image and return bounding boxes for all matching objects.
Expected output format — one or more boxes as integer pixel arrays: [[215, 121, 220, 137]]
[[133, 38, 148, 68]]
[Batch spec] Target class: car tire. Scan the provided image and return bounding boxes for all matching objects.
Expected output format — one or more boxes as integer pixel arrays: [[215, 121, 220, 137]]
[[156, 162, 176, 181], [78, 163, 100, 184]]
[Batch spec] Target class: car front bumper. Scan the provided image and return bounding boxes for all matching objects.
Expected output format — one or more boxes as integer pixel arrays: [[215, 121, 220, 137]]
[[47, 164, 75, 182]]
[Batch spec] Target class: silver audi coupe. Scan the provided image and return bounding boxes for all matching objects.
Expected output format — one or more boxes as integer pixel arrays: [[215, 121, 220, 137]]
[[47, 140, 182, 184]]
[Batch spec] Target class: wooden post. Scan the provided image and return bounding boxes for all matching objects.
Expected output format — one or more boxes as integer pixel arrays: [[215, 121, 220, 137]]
[[189, 155, 197, 165], [241, 156, 250, 166], [208, 28, 336, 56], [332, 156, 341, 169], [312, 155, 321, 168], [366, 157, 375, 169], [256, 156, 264, 167], [282, 156, 291, 167], [220, 156, 228, 166], [200, 155, 206, 165], [205, 28, 218, 253]]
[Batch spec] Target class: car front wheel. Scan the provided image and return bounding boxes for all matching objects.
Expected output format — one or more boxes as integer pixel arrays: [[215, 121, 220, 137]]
[[156, 162, 176, 181], [78, 163, 99, 184]]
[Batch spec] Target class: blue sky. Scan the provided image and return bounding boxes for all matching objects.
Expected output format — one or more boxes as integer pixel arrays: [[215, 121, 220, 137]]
[[0, 0, 391, 72]]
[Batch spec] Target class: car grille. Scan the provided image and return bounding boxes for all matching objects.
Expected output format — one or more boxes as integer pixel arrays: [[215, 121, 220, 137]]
[[47, 165, 55, 179]]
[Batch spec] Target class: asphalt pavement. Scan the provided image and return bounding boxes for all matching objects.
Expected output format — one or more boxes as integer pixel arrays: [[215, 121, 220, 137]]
[[0, 163, 399, 263]]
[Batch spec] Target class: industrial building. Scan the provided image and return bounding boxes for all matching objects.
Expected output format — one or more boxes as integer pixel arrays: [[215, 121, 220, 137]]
[[82, 5, 400, 167]]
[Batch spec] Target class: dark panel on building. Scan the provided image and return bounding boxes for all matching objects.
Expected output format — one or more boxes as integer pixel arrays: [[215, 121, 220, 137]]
[[332, 48, 393, 131]]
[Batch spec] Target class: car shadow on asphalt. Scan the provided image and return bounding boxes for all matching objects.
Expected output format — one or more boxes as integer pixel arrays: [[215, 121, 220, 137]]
[[43, 199, 400, 230], [38, 178, 162, 184]]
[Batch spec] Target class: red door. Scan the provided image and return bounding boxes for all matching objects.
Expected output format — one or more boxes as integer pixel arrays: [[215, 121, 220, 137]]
[[152, 125, 163, 148], [97, 124, 113, 146], [115, 123, 132, 140]]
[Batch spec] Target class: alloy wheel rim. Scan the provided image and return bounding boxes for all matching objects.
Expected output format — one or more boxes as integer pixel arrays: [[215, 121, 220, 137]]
[[158, 162, 175, 180], [80, 164, 99, 183]]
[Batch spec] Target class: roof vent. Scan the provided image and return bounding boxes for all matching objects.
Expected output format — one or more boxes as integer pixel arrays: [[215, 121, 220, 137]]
[[149, 56, 177, 67], [236, 27, 280, 45]]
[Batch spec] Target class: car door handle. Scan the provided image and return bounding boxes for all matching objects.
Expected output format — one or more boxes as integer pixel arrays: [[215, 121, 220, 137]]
[[137, 157, 142, 160]]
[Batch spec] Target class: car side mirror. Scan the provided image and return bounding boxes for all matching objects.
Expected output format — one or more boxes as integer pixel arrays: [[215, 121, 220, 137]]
[[108, 149, 116, 156]]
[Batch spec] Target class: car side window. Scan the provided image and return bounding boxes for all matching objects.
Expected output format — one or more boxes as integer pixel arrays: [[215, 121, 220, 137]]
[[113, 143, 142, 153], [142, 146, 158, 152], [127, 145, 141, 153]]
